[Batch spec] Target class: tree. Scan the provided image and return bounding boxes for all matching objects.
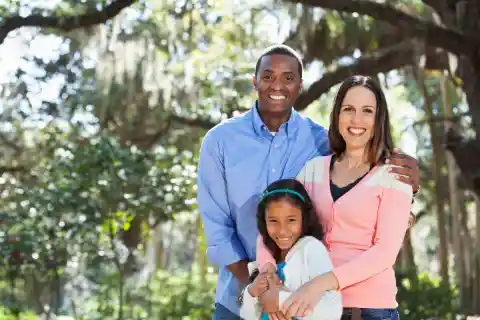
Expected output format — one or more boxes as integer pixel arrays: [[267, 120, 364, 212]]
[[280, 0, 480, 198], [0, 0, 138, 45]]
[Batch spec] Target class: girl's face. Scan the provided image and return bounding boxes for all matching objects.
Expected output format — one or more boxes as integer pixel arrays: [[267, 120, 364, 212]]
[[265, 198, 303, 255]]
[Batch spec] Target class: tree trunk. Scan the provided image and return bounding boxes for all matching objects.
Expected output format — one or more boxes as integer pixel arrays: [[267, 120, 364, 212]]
[[440, 72, 469, 309], [196, 213, 208, 287], [154, 226, 164, 270], [419, 70, 450, 285], [474, 195, 480, 314], [398, 229, 418, 289]]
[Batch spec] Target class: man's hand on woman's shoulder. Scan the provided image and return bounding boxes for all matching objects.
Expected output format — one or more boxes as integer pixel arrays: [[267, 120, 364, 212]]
[[385, 148, 420, 194]]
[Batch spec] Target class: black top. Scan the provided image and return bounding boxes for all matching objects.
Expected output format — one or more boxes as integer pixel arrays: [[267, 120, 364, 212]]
[[329, 155, 371, 202]]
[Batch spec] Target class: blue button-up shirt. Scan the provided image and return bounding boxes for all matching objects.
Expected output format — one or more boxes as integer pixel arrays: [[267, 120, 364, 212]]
[[197, 103, 330, 315]]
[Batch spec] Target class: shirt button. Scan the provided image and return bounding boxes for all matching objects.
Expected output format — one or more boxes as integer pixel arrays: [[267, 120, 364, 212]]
[[274, 144, 279, 148], [272, 169, 276, 173]]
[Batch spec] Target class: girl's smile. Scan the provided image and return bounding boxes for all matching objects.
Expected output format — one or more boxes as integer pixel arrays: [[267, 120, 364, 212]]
[[265, 198, 303, 258]]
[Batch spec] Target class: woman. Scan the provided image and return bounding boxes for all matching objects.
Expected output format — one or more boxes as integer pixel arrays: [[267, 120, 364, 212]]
[[257, 75, 413, 320]]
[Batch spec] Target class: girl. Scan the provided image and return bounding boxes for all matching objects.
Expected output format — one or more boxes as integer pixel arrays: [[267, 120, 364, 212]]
[[239, 178, 342, 320], [257, 75, 413, 320]]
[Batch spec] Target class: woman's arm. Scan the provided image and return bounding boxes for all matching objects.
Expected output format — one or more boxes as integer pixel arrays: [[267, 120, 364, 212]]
[[256, 234, 277, 272], [281, 170, 412, 318], [279, 239, 342, 320], [331, 172, 412, 289]]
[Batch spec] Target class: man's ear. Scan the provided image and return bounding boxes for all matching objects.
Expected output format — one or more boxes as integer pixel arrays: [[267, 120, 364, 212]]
[[299, 79, 303, 91], [252, 75, 257, 89]]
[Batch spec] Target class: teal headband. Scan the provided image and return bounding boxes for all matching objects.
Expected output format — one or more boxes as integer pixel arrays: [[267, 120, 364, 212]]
[[260, 189, 305, 202]]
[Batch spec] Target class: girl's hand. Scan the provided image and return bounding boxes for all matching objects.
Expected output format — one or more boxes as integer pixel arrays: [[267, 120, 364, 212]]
[[247, 272, 269, 297], [259, 276, 281, 312], [262, 262, 277, 274]]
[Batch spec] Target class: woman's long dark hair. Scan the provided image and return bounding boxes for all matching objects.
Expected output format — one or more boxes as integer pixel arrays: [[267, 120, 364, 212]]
[[257, 178, 324, 262], [328, 75, 394, 165]]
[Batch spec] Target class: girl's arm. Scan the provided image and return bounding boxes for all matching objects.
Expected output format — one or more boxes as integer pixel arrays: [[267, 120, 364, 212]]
[[239, 284, 262, 320], [239, 265, 268, 319]]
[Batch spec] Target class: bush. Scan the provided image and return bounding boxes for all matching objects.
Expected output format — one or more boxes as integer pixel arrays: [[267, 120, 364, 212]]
[[397, 271, 458, 319]]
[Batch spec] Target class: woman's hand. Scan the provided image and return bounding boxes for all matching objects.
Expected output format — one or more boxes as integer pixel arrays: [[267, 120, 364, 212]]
[[279, 279, 319, 318], [280, 272, 339, 318]]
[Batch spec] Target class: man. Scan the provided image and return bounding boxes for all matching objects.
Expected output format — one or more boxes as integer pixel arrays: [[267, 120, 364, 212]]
[[197, 44, 420, 319]]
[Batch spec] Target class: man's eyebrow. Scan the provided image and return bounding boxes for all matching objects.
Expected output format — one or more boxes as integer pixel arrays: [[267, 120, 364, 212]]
[[260, 69, 296, 75]]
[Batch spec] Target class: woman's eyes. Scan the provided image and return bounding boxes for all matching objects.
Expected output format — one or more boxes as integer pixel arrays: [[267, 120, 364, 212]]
[[343, 107, 374, 113]]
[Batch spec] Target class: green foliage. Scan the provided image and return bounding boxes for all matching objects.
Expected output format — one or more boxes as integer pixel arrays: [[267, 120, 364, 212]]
[[397, 272, 459, 319], [1, 131, 195, 263], [0, 306, 39, 320], [0, 269, 217, 320], [0, 129, 196, 316]]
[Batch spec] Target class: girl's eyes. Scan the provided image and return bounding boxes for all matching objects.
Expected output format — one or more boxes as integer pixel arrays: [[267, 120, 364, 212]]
[[267, 218, 297, 223]]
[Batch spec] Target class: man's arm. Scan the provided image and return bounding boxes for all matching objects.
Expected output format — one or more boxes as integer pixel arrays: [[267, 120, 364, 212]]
[[197, 131, 249, 284], [227, 260, 250, 285]]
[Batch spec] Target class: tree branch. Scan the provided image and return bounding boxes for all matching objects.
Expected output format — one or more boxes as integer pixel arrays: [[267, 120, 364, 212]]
[[0, 0, 138, 45], [294, 41, 416, 111], [0, 165, 26, 175], [170, 114, 218, 130], [286, 0, 479, 57], [410, 112, 470, 128], [0, 132, 23, 153]]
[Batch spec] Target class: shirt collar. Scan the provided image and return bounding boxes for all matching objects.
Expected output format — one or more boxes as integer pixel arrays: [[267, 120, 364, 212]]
[[251, 101, 300, 138]]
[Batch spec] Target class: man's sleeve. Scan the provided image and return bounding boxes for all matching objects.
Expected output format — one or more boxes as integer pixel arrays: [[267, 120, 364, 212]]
[[197, 131, 247, 267], [315, 125, 331, 156]]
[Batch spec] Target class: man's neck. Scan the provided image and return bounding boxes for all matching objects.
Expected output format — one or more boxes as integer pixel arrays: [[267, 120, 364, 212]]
[[257, 104, 292, 133]]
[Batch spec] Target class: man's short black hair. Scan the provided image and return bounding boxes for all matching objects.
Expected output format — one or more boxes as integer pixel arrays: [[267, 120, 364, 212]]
[[254, 44, 303, 79]]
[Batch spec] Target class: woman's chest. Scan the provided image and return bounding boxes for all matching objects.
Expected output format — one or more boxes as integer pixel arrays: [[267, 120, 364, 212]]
[[306, 180, 383, 230]]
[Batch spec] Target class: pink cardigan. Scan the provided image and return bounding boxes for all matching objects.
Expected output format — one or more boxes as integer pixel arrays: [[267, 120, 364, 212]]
[[257, 155, 412, 308]]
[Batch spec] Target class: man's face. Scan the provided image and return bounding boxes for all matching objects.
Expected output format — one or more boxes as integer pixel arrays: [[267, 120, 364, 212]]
[[253, 54, 303, 114]]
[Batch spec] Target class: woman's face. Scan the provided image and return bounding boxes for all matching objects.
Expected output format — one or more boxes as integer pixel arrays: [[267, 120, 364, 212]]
[[338, 85, 377, 152]]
